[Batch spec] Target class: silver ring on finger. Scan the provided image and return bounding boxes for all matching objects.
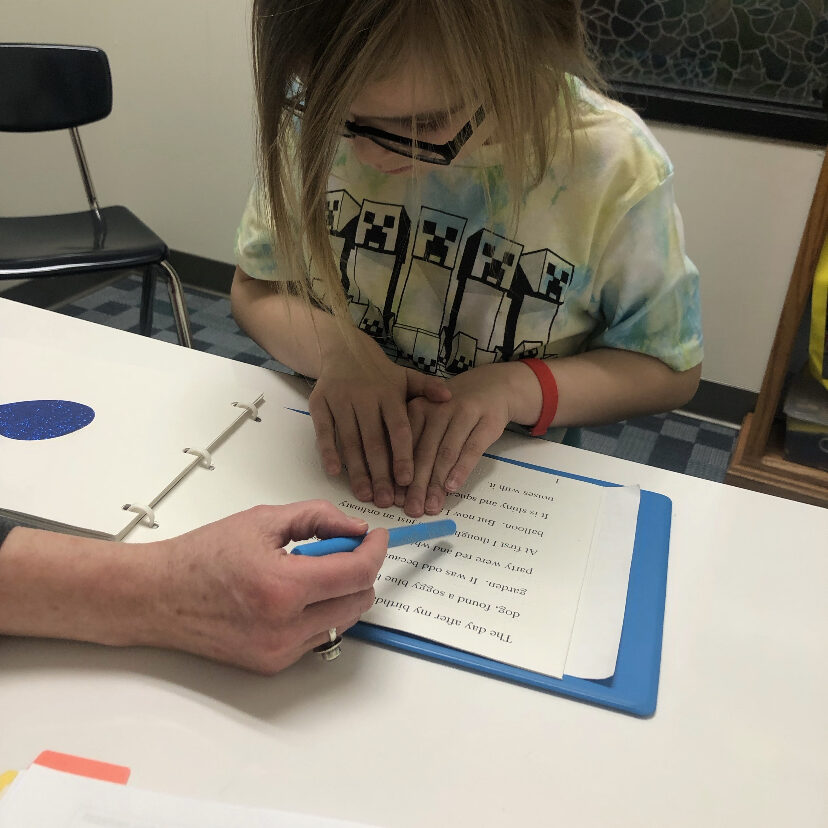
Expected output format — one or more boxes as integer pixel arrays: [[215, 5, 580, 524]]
[[314, 627, 342, 661]]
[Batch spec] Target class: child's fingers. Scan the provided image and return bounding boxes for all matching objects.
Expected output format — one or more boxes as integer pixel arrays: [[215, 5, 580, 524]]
[[446, 420, 502, 494], [394, 482, 406, 508], [380, 397, 414, 487], [423, 416, 478, 515], [408, 399, 427, 448], [308, 395, 341, 476], [427, 415, 474, 494], [423, 485, 447, 516], [405, 368, 451, 402], [336, 407, 373, 502], [405, 412, 450, 518], [354, 400, 395, 508], [422, 377, 452, 402]]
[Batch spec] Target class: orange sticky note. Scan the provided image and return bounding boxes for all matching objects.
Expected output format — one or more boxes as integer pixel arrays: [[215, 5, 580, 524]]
[[32, 750, 130, 784]]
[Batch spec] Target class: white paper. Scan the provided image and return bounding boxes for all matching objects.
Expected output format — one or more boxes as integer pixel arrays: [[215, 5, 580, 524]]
[[0, 765, 375, 827], [0, 338, 262, 538], [357, 460, 602, 678], [128, 403, 639, 681], [565, 485, 641, 678]]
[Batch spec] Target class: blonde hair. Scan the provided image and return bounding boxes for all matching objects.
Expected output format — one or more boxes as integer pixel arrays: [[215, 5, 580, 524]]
[[251, 0, 600, 319]]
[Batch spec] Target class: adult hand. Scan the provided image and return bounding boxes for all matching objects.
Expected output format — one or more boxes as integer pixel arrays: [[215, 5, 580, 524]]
[[402, 364, 529, 517], [142, 500, 389, 673], [308, 342, 450, 508]]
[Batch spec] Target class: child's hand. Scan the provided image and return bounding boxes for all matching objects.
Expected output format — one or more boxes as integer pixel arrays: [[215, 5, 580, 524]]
[[402, 364, 520, 517], [308, 345, 450, 508]]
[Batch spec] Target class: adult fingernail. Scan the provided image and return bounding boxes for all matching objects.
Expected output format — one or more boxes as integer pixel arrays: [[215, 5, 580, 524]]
[[356, 484, 372, 501], [425, 495, 439, 513], [446, 476, 458, 492]]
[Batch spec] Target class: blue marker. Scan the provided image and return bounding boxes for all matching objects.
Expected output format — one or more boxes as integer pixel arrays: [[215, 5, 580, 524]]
[[293, 519, 457, 557]]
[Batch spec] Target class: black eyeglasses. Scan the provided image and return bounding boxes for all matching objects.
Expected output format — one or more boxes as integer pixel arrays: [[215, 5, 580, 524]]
[[290, 101, 486, 166]]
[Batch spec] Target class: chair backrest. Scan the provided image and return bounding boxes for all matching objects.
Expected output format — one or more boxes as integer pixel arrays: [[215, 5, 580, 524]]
[[0, 43, 112, 133]]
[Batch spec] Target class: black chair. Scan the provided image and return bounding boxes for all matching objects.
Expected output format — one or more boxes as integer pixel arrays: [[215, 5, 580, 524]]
[[0, 43, 192, 346]]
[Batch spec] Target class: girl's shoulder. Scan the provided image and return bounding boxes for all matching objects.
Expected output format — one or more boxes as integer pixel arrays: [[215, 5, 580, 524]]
[[567, 77, 674, 194]]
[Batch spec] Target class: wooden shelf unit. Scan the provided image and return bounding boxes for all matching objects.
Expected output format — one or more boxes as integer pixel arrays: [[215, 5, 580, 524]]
[[725, 150, 828, 509]]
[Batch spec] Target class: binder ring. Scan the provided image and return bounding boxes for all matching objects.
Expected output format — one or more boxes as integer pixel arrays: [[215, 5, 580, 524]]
[[122, 503, 158, 528], [183, 447, 214, 470], [232, 401, 261, 422]]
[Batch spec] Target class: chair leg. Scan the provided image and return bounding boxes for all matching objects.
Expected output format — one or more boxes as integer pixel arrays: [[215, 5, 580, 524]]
[[157, 260, 193, 348], [139, 268, 157, 337]]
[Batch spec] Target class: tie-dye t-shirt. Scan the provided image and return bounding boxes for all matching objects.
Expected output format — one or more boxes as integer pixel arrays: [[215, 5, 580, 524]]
[[235, 81, 703, 378]]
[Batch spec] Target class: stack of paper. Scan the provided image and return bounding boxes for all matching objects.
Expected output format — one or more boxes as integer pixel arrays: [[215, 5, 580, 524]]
[[0, 764, 375, 828]]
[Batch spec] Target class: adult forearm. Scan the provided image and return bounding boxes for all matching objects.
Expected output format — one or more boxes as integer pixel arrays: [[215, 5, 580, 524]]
[[0, 503, 389, 673], [0, 528, 155, 645], [502, 349, 701, 428], [230, 268, 376, 378]]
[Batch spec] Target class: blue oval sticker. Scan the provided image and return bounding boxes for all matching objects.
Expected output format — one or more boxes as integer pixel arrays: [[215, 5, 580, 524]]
[[0, 400, 96, 440]]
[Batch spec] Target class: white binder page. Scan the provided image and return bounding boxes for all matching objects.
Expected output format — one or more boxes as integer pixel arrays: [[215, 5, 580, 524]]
[[0, 338, 262, 538]]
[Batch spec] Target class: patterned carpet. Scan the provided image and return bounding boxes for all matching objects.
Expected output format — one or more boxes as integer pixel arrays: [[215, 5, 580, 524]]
[[55, 273, 739, 482]]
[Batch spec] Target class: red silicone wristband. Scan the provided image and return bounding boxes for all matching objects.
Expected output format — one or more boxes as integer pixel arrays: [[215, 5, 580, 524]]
[[519, 358, 559, 437]]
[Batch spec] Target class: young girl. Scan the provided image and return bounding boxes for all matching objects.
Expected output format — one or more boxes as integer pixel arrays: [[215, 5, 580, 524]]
[[231, 0, 703, 518]]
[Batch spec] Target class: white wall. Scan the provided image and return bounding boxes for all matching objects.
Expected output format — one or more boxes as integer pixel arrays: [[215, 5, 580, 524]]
[[0, 1, 255, 262], [1, 2, 824, 393]]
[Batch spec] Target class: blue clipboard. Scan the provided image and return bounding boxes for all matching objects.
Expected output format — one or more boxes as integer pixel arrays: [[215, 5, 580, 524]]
[[348, 452, 672, 718]]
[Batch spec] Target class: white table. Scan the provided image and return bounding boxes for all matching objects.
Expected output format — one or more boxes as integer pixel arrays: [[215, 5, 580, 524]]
[[1, 299, 826, 827]]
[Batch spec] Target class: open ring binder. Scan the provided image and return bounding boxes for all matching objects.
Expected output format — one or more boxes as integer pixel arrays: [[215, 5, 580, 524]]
[[1, 384, 266, 540]]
